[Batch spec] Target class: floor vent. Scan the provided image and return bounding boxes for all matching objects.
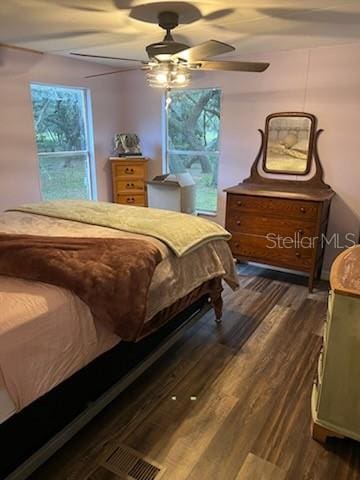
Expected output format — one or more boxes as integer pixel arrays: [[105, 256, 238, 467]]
[[95, 444, 165, 479]]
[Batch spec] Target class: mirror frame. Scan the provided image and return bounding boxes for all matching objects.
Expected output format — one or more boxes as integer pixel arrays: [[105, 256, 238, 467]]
[[262, 112, 317, 176]]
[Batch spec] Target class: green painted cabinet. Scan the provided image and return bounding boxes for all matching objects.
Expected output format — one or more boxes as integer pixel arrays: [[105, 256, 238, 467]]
[[312, 245, 360, 442]]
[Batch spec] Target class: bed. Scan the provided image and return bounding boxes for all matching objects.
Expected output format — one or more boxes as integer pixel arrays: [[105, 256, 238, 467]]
[[0, 201, 237, 479]]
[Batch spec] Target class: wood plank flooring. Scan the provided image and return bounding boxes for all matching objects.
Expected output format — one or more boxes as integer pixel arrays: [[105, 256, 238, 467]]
[[30, 266, 360, 480]]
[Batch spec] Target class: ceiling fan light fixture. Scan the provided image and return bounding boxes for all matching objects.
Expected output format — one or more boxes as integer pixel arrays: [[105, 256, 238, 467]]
[[174, 73, 187, 84], [155, 71, 168, 83], [147, 63, 191, 89], [155, 53, 173, 61]]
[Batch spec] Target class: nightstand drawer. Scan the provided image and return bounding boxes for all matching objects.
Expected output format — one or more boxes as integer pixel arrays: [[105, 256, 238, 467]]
[[227, 194, 319, 220], [116, 194, 145, 206], [114, 164, 145, 178], [116, 179, 145, 193]]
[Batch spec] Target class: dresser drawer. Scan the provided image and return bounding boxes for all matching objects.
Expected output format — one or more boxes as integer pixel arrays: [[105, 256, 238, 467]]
[[116, 179, 145, 193], [226, 213, 317, 237], [229, 233, 314, 270], [114, 164, 145, 178], [227, 194, 319, 220], [116, 194, 145, 206]]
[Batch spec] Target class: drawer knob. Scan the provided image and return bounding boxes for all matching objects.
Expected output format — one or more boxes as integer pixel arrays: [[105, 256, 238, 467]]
[[236, 220, 241, 226], [127, 197, 135, 203], [237, 200, 242, 206], [300, 207, 306, 213], [298, 229, 304, 235], [295, 252, 301, 258], [234, 242, 240, 248], [125, 168, 134, 174], [126, 183, 135, 188]]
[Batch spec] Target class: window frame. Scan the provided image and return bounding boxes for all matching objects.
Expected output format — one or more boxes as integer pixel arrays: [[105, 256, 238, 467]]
[[163, 87, 221, 216], [30, 82, 97, 201]]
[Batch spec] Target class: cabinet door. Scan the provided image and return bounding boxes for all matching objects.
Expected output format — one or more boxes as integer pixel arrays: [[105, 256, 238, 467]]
[[318, 294, 360, 439]]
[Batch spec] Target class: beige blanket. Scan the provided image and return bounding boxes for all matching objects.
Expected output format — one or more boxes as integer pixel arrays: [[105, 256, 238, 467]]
[[10, 200, 231, 257]]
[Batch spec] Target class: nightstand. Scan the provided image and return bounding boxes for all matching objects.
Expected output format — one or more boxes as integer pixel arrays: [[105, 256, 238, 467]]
[[110, 157, 149, 207]]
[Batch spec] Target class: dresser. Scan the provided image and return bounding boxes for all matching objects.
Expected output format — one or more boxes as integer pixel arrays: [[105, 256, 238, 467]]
[[110, 157, 149, 207], [224, 112, 334, 292], [224, 184, 333, 291], [311, 246, 360, 443]]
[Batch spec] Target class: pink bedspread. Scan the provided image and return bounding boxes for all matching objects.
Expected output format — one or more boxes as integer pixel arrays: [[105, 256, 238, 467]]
[[0, 278, 119, 411]]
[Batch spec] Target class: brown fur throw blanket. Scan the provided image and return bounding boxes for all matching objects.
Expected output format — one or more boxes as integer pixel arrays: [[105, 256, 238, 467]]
[[0, 234, 162, 341]]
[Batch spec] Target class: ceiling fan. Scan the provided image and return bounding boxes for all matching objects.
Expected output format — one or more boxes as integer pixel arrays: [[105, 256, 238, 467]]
[[71, 11, 270, 88]]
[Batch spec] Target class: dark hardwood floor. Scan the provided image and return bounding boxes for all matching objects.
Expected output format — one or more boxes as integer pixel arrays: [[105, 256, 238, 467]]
[[30, 266, 360, 480]]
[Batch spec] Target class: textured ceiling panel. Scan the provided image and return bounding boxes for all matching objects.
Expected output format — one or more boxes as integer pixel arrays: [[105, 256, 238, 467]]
[[1, 0, 360, 65]]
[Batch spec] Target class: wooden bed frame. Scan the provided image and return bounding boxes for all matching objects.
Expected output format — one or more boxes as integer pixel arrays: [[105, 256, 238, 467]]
[[1, 293, 216, 480]]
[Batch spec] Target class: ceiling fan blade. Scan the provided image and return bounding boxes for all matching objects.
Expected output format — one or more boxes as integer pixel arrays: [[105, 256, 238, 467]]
[[85, 67, 142, 79], [192, 60, 270, 72], [4, 30, 107, 44], [259, 8, 360, 25], [203, 8, 235, 21], [0, 43, 43, 55], [70, 53, 145, 63], [46, 0, 134, 12], [173, 40, 235, 62]]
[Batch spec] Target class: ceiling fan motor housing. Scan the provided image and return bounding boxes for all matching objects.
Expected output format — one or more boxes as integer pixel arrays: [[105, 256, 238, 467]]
[[146, 41, 189, 59], [146, 11, 189, 60], [158, 11, 179, 31]]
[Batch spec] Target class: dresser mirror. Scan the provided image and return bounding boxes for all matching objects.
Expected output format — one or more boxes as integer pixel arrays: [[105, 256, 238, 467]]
[[263, 112, 316, 175]]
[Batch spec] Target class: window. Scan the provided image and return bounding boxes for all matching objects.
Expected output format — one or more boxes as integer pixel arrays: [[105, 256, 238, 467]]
[[30, 83, 96, 200], [165, 88, 221, 214]]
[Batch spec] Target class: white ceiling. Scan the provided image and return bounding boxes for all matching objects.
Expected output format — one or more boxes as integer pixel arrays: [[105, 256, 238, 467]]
[[1, 0, 360, 67]]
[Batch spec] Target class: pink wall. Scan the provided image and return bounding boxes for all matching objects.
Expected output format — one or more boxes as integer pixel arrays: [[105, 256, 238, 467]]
[[0, 46, 123, 210], [1, 43, 359, 274], [117, 43, 360, 274]]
